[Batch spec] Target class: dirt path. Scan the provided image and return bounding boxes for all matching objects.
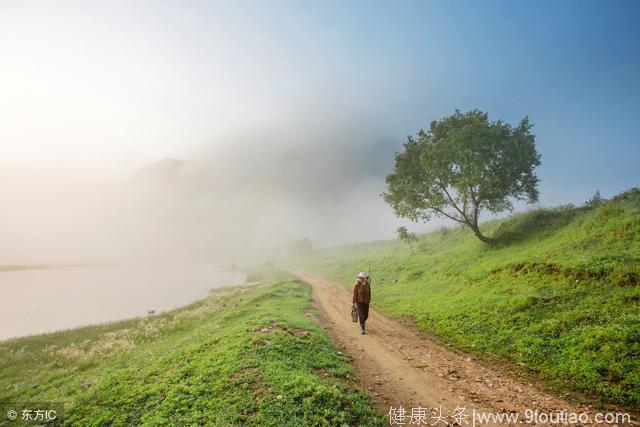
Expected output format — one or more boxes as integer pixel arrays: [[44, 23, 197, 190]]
[[294, 271, 635, 426]]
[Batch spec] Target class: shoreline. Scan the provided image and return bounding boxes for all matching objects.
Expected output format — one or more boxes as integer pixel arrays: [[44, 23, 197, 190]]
[[0, 264, 246, 341], [0, 278, 249, 344]]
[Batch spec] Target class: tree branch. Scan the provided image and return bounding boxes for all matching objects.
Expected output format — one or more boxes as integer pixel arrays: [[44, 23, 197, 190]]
[[429, 206, 466, 224], [437, 181, 469, 222]]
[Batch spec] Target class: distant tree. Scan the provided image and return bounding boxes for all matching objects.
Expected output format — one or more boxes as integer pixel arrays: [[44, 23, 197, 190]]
[[396, 226, 418, 254], [383, 110, 541, 244], [286, 238, 313, 256], [586, 190, 604, 207], [299, 238, 312, 255]]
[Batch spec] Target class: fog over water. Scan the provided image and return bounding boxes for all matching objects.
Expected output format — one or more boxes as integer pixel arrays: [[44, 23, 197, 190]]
[[0, 92, 414, 339], [0, 115, 409, 338], [0, 263, 245, 340]]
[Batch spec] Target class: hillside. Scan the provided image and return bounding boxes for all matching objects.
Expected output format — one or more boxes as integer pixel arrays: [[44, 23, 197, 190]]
[[294, 188, 640, 409], [0, 273, 384, 426]]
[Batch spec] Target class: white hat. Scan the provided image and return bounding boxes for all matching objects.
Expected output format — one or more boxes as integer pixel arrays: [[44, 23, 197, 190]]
[[357, 272, 367, 278]]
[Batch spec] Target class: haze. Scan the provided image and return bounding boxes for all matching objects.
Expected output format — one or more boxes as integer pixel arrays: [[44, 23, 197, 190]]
[[2, 0, 639, 265]]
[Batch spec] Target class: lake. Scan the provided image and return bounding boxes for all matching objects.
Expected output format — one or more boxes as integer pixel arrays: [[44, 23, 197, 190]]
[[0, 262, 245, 341]]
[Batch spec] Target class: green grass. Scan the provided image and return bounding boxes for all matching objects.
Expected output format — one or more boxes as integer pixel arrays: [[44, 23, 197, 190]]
[[0, 272, 385, 426], [293, 188, 640, 409]]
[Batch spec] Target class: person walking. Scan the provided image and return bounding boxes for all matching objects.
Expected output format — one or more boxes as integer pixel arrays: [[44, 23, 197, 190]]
[[352, 272, 371, 334]]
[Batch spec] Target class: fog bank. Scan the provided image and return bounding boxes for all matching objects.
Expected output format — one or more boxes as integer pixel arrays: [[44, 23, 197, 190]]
[[0, 113, 420, 265]]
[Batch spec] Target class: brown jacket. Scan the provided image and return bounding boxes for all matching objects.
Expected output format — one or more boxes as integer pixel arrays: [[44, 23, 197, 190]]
[[352, 281, 371, 304]]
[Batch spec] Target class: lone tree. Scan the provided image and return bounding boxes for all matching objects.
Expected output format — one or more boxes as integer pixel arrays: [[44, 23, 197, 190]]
[[396, 226, 418, 253], [383, 110, 541, 244]]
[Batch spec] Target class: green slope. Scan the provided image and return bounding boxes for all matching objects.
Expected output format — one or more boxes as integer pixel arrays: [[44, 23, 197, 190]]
[[0, 273, 385, 426], [295, 188, 640, 409]]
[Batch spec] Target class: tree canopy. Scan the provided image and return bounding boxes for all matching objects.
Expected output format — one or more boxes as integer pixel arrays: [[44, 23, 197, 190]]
[[383, 110, 541, 244]]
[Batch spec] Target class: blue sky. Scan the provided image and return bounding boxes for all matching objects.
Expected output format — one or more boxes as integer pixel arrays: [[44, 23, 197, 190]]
[[278, 0, 640, 204]]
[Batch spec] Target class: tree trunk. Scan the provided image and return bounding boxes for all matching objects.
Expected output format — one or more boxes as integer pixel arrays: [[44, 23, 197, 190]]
[[468, 222, 497, 245], [463, 198, 497, 245]]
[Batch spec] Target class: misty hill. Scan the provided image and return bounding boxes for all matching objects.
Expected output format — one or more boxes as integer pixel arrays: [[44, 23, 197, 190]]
[[294, 188, 640, 409], [128, 130, 402, 255]]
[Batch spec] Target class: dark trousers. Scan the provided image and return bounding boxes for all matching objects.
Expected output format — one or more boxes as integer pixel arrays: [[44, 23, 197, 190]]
[[356, 303, 369, 328]]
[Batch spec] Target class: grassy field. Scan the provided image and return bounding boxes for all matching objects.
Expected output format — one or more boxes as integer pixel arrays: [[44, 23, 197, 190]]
[[0, 273, 385, 426], [293, 188, 640, 409]]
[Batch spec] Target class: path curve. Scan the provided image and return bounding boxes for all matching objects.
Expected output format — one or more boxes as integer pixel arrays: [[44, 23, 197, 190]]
[[294, 271, 634, 426]]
